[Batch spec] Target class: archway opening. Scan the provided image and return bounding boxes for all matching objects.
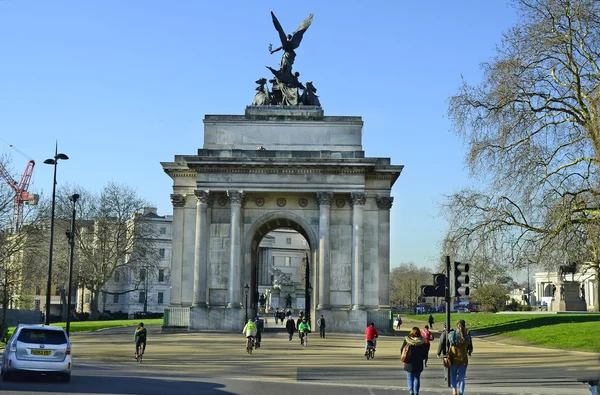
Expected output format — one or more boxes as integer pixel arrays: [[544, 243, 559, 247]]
[[248, 220, 315, 326]]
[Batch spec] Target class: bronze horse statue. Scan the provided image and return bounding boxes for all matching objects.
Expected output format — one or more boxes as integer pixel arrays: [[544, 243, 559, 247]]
[[558, 262, 577, 280]]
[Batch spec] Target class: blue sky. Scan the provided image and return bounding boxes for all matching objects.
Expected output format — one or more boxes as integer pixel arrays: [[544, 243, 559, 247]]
[[0, 1, 518, 270]]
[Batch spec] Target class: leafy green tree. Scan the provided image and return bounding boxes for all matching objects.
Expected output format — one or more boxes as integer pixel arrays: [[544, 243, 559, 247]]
[[471, 284, 510, 312]]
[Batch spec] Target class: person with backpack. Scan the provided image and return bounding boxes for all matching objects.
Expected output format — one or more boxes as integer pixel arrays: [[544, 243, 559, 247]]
[[436, 322, 455, 380], [400, 327, 427, 395], [134, 322, 147, 361], [420, 325, 434, 367], [448, 319, 473, 395]]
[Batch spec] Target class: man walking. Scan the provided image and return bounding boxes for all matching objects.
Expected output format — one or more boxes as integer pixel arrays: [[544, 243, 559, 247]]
[[318, 314, 326, 338], [274, 308, 279, 325], [286, 316, 296, 341]]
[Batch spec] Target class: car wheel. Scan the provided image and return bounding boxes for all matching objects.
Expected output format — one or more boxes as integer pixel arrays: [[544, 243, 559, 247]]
[[61, 373, 71, 383]]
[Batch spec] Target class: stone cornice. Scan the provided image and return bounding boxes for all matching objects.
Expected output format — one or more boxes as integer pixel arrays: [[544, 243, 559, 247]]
[[164, 169, 196, 178], [192, 167, 367, 175]]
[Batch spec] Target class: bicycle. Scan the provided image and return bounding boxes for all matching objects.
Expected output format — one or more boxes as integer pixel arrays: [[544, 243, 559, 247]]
[[301, 332, 308, 347], [366, 340, 375, 360], [136, 342, 145, 363], [246, 337, 254, 354]]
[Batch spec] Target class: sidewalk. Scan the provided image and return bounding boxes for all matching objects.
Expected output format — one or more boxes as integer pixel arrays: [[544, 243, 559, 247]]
[[71, 324, 593, 394]]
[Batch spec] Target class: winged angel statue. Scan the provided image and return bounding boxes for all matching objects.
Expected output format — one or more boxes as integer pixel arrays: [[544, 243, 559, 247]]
[[268, 12, 314, 76]]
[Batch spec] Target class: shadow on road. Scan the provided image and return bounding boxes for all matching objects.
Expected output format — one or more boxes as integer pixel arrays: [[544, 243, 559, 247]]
[[0, 374, 234, 395]]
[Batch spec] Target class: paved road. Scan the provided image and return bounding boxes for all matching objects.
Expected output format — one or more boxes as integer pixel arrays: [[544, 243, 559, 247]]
[[0, 322, 597, 395]]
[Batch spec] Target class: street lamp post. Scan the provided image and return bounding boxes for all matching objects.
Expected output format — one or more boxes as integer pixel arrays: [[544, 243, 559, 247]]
[[43, 149, 69, 325], [244, 284, 250, 323], [65, 193, 79, 336]]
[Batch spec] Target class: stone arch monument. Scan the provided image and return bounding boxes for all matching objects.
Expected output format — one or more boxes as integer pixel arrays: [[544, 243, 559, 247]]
[[161, 13, 403, 333]]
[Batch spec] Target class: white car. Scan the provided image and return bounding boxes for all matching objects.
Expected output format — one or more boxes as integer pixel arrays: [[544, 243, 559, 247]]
[[1, 324, 72, 382]]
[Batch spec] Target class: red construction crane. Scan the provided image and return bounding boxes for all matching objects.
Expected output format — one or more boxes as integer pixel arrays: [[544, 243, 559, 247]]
[[0, 159, 38, 231]]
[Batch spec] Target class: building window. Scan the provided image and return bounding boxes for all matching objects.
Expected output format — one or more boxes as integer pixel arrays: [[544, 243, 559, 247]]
[[159, 248, 165, 258], [114, 270, 120, 283], [158, 292, 164, 304], [140, 269, 146, 282], [158, 269, 165, 282], [286, 237, 292, 245], [85, 293, 91, 303], [113, 294, 119, 303], [139, 292, 145, 304], [35, 285, 41, 295], [160, 227, 166, 235], [35, 300, 40, 310], [285, 257, 291, 267], [55, 286, 61, 296]]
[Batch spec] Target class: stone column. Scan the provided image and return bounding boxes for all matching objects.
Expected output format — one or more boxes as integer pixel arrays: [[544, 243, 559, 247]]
[[316, 192, 333, 309], [376, 195, 394, 308], [192, 190, 210, 307], [227, 191, 244, 308], [350, 192, 367, 310], [169, 194, 186, 307]]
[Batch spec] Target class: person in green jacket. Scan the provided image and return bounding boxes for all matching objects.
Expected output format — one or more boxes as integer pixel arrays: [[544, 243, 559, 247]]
[[298, 317, 311, 347], [134, 322, 147, 360]]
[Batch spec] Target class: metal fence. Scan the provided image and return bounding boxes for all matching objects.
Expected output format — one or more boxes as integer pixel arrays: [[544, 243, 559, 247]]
[[366, 309, 393, 330], [163, 307, 190, 327]]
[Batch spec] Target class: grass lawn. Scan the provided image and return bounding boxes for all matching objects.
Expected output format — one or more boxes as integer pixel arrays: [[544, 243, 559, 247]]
[[1, 318, 163, 345], [407, 313, 600, 352]]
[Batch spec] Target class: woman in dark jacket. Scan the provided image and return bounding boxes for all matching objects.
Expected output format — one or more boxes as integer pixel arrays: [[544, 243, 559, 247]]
[[400, 327, 427, 395]]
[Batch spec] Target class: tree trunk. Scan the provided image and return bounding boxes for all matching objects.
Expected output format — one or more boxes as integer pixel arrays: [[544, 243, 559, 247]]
[[60, 288, 67, 321], [1, 292, 9, 341], [90, 289, 99, 320]]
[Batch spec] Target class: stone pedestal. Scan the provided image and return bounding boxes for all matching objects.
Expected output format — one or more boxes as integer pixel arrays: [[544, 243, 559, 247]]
[[551, 281, 587, 311], [189, 306, 244, 330], [316, 308, 367, 334]]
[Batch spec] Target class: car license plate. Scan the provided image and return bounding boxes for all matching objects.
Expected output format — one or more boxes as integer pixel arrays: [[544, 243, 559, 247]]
[[32, 350, 52, 356]]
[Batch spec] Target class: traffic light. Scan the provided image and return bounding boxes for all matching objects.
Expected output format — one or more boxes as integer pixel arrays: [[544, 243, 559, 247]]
[[421, 273, 446, 297], [454, 262, 470, 297]]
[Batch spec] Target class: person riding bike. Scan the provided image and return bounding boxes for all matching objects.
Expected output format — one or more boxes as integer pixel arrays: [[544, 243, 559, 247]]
[[254, 316, 263, 348], [298, 317, 311, 346], [242, 319, 257, 350], [365, 322, 379, 356], [134, 322, 147, 360]]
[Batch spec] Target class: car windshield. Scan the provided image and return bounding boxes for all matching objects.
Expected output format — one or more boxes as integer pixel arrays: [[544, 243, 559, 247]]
[[17, 329, 67, 345]]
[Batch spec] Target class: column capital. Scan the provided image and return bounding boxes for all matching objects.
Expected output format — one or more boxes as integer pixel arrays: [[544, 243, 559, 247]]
[[376, 195, 394, 209], [227, 190, 246, 206], [350, 192, 367, 207], [316, 192, 334, 206], [170, 193, 186, 208], [195, 190, 212, 204]]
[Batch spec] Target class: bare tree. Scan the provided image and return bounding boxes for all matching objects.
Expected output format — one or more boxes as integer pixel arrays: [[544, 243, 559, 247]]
[[0, 157, 46, 337], [57, 182, 160, 320], [445, 0, 600, 310], [389, 262, 433, 308]]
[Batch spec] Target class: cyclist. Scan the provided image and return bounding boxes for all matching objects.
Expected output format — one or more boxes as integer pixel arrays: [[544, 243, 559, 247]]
[[365, 322, 379, 356], [254, 316, 263, 348], [242, 318, 257, 350], [134, 322, 147, 360], [298, 317, 311, 346]]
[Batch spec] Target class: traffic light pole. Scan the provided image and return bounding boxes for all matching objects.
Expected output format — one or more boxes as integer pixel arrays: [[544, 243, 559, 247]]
[[445, 255, 451, 388]]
